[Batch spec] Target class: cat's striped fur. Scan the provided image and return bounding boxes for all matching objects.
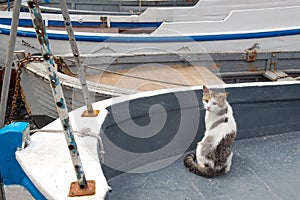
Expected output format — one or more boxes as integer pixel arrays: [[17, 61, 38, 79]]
[[184, 85, 237, 178]]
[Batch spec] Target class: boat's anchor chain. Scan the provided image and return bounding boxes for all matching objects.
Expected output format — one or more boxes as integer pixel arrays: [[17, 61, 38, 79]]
[[6, 55, 44, 125], [6, 61, 33, 125], [53, 56, 77, 77], [17, 53, 77, 77], [7, 62, 22, 124]]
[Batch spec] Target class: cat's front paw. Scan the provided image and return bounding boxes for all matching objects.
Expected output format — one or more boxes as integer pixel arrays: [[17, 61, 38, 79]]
[[184, 153, 196, 168]]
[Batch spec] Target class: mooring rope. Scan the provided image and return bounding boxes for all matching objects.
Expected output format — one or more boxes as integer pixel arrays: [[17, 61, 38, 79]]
[[30, 128, 105, 163]]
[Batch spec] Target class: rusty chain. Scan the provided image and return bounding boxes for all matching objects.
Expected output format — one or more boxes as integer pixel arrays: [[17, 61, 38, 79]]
[[6, 53, 44, 124], [7, 62, 22, 124], [6, 53, 73, 124]]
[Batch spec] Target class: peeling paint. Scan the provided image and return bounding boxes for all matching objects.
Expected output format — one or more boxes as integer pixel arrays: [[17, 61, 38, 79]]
[[27, 0, 87, 188]]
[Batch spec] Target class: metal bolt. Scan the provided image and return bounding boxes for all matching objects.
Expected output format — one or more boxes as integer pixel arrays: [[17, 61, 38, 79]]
[[56, 101, 63, 107], [68, 145, 75, 150], [43, 54, 51, 60]]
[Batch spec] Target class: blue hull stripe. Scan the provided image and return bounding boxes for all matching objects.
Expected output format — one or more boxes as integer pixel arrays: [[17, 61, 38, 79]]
[[1, 26, 300, 43], [0, 18, 162, 28]]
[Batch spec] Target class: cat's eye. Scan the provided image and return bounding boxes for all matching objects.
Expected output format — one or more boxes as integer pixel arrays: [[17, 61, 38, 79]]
[[212, 102, 217, 105], [204, 100, 208, 103]]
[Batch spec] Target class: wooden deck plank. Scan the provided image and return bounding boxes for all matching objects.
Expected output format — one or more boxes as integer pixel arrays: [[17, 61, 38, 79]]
[[86, 65, 224, 92]]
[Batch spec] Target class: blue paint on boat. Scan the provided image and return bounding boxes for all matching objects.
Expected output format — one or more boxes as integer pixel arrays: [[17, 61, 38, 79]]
[[1, 25, 300, 43], [0, 18, 161, 28], [0, 18, 35, 26], [0, 122, 46, 200]]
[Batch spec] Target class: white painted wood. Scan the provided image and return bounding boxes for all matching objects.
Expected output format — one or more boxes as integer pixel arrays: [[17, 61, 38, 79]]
[[1, 5, 300, 60], [16, 103, 111, 199], [4, 185, 34, 200], [21, 61, 133, 118]]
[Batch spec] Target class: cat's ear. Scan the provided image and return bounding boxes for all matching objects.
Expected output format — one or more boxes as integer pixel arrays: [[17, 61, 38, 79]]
[[203, 85, 209, 94], [220, 92, 229, 99]]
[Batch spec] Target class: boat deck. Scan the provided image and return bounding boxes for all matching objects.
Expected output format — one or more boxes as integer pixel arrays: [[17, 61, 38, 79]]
[[108, 131, 300, 200], [86, 65, 224, 92]]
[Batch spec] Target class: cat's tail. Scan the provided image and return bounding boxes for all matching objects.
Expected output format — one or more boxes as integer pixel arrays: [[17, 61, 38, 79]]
[[184, 153, 215, 178]]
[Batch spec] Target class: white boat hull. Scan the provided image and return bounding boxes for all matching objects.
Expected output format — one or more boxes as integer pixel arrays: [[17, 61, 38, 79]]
[[21, 61, 133, 119], [2, 5, 300, 66]]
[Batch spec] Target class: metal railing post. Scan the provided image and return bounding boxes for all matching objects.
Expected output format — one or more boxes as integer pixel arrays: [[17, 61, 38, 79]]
[[0, 0, 22, 128], [58, 0, 99, 117], [26, 0, 95, 195]]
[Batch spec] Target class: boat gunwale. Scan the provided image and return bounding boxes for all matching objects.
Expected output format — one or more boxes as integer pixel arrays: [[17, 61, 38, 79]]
[[24, 61, 134, 96], [2, 23, 300, 43]]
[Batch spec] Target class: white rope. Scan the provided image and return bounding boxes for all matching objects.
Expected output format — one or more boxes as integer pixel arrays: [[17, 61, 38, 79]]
[[30, 128, 105, 164]]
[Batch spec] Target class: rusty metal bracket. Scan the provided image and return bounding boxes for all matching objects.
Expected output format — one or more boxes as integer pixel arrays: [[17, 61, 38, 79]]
[[81, 110, 100, 117], [245, 50, 257, 62], [69, 180, 96, 197], [100, 16, 108, 28], [267, 53, 277, 71]]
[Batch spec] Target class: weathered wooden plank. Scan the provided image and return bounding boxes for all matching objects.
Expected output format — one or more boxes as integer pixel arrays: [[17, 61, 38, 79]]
[[86, 65, 224, 92]]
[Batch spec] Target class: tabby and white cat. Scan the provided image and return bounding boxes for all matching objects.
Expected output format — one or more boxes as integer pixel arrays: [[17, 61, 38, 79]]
[[184, 85, 237, 178]]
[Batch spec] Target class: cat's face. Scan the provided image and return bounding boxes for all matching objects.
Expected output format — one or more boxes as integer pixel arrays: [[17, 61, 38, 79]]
[[202, 86, 227, 112]]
